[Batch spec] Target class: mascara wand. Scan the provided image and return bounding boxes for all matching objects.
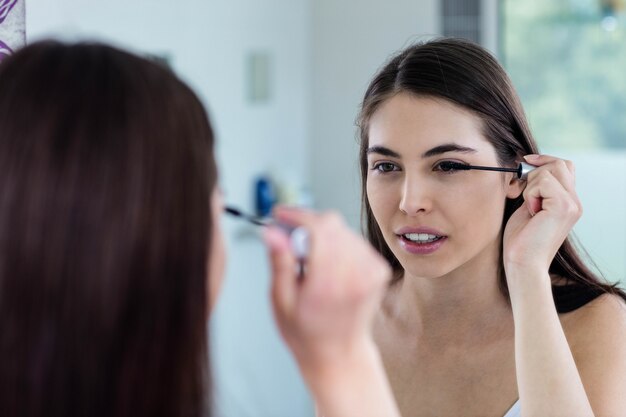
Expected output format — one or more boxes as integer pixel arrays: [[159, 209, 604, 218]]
[[439, 161, 536, 180], [224, 206, 269, 226], [224, 205, 310, 262]]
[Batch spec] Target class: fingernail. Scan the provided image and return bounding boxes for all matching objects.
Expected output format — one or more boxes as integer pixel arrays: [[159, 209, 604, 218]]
[[524, 154, 540, 161], [275, 205, 307, 213], [273, 205, 308, 222]]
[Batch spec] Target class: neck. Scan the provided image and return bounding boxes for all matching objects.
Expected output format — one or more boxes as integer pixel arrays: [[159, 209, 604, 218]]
[[381, 241, 513, 349]]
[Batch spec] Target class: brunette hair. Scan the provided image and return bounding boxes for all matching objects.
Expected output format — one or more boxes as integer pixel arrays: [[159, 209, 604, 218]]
[[0, 41, 216, 416], [357, 38, 626, 312]]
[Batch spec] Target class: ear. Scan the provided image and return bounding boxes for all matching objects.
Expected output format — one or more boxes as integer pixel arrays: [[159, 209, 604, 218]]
[[505, 173, 525, 199]]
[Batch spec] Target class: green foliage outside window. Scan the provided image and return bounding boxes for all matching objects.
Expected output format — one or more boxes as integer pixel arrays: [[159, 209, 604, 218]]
[[502, 0, 626, 148]]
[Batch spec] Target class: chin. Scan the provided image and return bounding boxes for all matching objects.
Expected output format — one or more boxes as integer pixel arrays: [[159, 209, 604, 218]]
[[394, 256, 458, 280]]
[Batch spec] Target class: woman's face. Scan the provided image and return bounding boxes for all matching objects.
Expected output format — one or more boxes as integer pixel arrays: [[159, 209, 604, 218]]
[[366, 93, 523, 279], [208, 187, 226, 312]]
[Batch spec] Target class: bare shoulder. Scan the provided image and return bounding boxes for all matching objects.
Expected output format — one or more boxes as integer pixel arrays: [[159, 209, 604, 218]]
[[560, 292, 626, 415], [560, 292, 626, 345]]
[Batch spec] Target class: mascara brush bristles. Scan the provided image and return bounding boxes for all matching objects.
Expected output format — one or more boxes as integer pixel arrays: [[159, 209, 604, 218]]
[[439, 161, 518, 174], [224, 206, 268, 226]]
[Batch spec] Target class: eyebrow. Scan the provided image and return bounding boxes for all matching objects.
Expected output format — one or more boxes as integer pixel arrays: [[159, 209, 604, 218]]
[[366, 143, 478, 159], [366, 146, 400, 158], [421, 143, 478, 158]]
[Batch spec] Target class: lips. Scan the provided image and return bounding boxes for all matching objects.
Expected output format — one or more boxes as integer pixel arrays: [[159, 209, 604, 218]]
[[403, 232, 441, 243], [395, 226, 447, 255]]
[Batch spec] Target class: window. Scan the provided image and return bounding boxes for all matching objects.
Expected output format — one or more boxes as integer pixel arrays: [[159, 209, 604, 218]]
[[502, 0, 626, 149]]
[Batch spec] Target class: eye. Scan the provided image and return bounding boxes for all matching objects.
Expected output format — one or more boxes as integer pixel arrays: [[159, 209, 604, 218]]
[[371, 162, 399, 173], [434, 160, 467, 173]]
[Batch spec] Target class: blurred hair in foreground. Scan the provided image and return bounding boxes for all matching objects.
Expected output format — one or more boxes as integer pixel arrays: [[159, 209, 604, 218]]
[[0, 41, 217, 417]]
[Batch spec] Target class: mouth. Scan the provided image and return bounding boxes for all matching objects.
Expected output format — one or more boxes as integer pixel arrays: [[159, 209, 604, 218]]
[[395, 229, 448, 255], [400, 233, 444, 244]]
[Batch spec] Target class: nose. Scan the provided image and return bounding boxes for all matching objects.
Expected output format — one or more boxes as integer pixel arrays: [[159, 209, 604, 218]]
[[399, 176, 433, 215]]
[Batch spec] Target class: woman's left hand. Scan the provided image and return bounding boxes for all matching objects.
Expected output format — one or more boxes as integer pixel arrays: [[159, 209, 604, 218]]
[[503, 154, 583, 276]]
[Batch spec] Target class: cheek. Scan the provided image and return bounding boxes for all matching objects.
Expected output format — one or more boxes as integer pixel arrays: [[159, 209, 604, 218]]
[[207, 222, 226, 313], [451, 179, 508, 234], [366, 178, 396, 218], [207, 190, 227, 313]]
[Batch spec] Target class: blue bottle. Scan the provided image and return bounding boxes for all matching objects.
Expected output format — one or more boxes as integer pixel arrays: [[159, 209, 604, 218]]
[[255, 175, 276, 217]]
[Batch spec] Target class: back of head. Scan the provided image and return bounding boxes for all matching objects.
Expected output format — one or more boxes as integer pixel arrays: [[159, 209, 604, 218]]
[[0, 41, 216, 417]]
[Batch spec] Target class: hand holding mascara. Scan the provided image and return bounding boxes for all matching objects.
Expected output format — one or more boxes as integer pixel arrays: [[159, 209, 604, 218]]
[[225, 206, 309, 260], [263, 207, 392, 376], [502, 154, 583, 275]]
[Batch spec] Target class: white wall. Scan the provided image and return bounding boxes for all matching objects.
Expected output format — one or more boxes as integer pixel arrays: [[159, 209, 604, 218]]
[[26, 1, 314, 416], [310, 0, 440, 229], [547, 150, 626, 283]]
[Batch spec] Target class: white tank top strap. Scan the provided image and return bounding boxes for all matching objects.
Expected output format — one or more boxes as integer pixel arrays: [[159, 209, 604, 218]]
[[502, 399, 521, 417]]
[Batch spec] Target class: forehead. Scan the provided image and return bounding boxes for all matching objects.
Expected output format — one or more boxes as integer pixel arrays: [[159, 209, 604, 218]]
[[367, 93, 494, 155]]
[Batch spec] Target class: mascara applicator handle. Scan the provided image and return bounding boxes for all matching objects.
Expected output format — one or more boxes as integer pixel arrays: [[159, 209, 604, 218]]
[[289, 226, 309, 279], [289, 227, 310, 260], [518, 161, 536, 180], [274, 223, 310, 259]]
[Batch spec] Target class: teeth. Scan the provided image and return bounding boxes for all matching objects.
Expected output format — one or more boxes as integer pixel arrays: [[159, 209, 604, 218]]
[[404, 233, 440, 243]]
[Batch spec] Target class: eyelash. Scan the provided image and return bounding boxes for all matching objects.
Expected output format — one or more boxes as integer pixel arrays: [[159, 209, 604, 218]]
[[370, 160, 466, 175], [433, 160, 468, 173], [371, 162, 399, 173]]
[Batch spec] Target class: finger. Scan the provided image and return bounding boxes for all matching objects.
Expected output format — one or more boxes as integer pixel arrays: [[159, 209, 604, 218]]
[[273, 205, 347, 229], [272, 205, 319, 227], [524, 156, 576, 194], [523, 154, 573, 172], [523, 170, 552, 216], [277, 210, 360, 302], [263, 227, 298, 317], [272, 207, 345, 267], [522, 170, 580, 218]]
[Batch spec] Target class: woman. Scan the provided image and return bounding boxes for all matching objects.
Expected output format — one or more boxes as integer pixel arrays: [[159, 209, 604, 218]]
[[0, 41, 400, 417], [357, 38, 626, 417]]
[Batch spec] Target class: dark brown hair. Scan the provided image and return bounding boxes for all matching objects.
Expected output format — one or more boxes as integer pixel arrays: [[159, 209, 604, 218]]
[[0, 41, 216, 416], [357, 38, 626, 312]]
